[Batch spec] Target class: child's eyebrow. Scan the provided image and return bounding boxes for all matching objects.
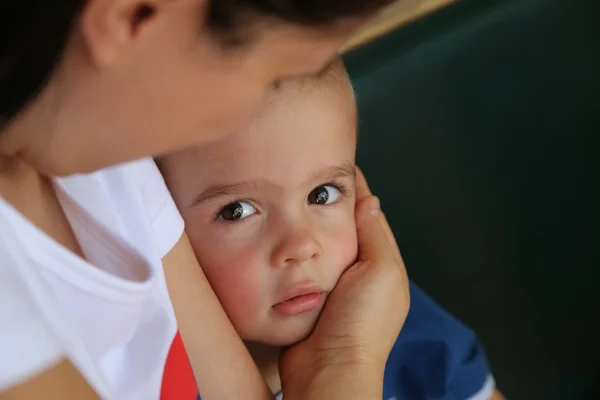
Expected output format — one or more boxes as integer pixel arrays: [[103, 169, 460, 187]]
[[310, 162, 356, 184], [190, 180, 269, 206]]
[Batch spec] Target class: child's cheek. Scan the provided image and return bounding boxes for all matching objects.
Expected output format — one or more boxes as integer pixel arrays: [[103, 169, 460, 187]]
[[208, 265, 260, 312], [340, 224, 359, 269], [195, 238, 267, 335], [325, 218, 358, 283]]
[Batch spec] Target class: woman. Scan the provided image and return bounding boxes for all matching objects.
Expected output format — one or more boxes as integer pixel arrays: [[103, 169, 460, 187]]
[[0, 1, 408, 399]]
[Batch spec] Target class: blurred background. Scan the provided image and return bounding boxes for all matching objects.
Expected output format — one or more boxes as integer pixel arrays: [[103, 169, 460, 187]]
[[341, 0, 599, 398]]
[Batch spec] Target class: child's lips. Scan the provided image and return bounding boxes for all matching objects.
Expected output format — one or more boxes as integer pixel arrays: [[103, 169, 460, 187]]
[[272, 292, 325, 317], [272, 284, 325, 317]]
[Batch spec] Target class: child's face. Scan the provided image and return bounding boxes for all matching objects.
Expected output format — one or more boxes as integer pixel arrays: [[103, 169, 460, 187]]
[[162, 82, 357, 346]]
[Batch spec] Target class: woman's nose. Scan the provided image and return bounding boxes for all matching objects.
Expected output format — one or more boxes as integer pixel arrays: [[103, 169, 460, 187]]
[[270, 227, 322, 268]]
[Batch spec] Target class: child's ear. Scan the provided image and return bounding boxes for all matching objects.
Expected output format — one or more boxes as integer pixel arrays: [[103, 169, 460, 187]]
[[78, 0, 205, 67]]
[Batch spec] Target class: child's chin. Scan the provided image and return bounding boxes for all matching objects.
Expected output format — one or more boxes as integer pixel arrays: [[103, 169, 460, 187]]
[[262, 321, 317, 347]]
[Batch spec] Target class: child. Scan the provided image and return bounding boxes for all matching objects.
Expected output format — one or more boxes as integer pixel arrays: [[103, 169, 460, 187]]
[[158, 59, 503, 400]]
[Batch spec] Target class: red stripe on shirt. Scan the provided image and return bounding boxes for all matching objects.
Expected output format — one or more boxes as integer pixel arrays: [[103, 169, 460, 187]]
[[161, 331, 198, 400]]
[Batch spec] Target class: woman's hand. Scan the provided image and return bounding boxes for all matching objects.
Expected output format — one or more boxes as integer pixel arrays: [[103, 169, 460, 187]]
[[279, 168, 410, 400]]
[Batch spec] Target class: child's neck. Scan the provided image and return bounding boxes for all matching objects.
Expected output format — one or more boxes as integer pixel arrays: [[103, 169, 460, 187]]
[[245, 342, 282, 396]]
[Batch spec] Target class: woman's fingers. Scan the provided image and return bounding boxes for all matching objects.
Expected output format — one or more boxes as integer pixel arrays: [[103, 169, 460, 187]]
[[354, 166, 372, 203], [379, 212, 403, 265], [355, 194, 396, 264], [355, 166, 403, 265]]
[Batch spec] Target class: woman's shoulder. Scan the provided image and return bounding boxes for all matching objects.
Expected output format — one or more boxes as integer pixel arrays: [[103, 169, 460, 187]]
[[0, 200, 104, 395], [0, 159, 182, 397], [57, 157, 184, 259]]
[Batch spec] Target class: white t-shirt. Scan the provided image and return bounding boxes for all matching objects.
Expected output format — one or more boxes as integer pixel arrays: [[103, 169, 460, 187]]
[[0, 158, 184, 399]]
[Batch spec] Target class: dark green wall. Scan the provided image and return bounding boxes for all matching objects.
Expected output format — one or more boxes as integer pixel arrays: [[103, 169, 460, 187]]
[[344, 0, 599, 398]]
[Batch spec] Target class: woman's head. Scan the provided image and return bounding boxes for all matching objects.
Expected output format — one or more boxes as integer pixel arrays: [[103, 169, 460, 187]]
[[0, 0, 388, 176]]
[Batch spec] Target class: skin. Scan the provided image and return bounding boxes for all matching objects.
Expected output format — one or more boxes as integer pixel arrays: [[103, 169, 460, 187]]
[[160, 76, 358, 348]]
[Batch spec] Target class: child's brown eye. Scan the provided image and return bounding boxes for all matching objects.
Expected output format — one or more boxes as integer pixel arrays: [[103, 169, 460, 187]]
[[308, 185, 341, 205], [218, 201, 256, 221]]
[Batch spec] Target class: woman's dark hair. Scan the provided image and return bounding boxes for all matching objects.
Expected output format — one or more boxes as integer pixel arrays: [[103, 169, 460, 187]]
[[0, 0, 390, 123]]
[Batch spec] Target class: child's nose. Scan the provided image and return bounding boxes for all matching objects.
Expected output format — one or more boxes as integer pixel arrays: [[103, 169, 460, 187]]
[[270, 229, 322, 268]]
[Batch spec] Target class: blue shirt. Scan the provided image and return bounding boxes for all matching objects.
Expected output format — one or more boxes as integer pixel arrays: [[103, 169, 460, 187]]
[[383, 281, 493, 400]]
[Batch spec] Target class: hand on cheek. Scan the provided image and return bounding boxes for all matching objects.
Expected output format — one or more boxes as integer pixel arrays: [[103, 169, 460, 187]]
[[279, 167, 410, 399]]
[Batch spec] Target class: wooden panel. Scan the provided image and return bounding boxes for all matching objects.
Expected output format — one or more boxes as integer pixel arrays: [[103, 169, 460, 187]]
[[340, 0, 457, 53]]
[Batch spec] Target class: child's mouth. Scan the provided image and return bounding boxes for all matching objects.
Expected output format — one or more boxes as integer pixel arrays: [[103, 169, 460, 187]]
[[272, 289, 325, 317]]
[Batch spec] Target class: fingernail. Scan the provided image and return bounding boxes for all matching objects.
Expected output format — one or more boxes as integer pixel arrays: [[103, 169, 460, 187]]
[[369, 196, 381, 216]]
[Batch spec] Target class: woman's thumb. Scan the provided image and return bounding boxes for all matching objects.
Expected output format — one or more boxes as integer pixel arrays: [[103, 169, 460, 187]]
[[355, 195, 392, 263]]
